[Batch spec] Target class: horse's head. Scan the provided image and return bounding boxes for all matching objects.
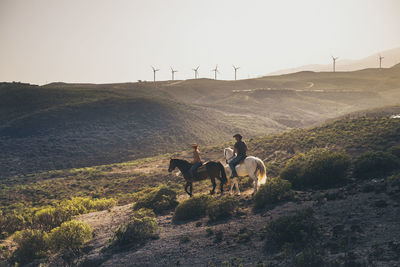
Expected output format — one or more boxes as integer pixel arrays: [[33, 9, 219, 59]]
[[224, 147, 234, 163], [168, 158, 177, 172]]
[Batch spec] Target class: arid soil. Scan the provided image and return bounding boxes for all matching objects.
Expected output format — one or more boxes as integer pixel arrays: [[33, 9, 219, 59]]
[[54, 176, 400, 267]]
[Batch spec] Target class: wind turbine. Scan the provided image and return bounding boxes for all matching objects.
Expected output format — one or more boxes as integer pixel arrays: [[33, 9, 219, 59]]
[[170, 67, 178, 81], [192, 66, 200, 79], [233, 65, 240, 80], [212, 65, 219, 80], [379, 54, 384, 69], [151, 66, 160, 82], [331, 56, 339, 72]]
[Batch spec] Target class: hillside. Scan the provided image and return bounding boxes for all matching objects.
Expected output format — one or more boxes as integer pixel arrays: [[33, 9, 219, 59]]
[[270, 46, 400, 75], [1, 64, 400, 177], [1, 105, 400, 266]]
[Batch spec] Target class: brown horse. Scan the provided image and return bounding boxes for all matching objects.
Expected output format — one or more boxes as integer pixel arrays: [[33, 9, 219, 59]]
[[168, 158, 227, 197]]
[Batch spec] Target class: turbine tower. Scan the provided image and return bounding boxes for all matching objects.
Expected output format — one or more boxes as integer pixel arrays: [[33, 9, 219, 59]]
[[192, 66, 199, 79], [170, 67, 178, 81], [233, 65, 240, 80], [332, 56, 339, 72], [379, 54, 384, 69], [151, 66, 160, 82], [212, 65, 219, 80]]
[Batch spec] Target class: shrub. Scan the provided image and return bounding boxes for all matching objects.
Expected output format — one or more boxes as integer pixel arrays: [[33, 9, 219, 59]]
[[49, 220, 93, 252], [353, 151, 399, 179], [239, 176, 254, 190], [61, 197, 117, 213], [389, 145, 400, 158], [254, 178, 293, 209], [133, 186, 178, 214], [33, 206, 76, 231], [207, 196, 238, 221], [264, 208, 319, 251], [280, 148, 351, 189], [0, 212, 25, 236], [295, 246, 324, 267], [13, 229, 49, 264], [388, 173, 400, 187], [33, 197, 117, 231], [114, 209, 158, 247], [173, 195, 211, 222], [88, 198, 117, 211]]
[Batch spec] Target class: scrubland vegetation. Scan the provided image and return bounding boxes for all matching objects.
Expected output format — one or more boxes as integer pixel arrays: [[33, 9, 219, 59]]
[[113, 209, 158, 247], [1, 104, 400, 265]]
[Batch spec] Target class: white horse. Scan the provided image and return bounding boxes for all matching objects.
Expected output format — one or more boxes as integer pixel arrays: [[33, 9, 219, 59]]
[[223, 147, 268, 195]]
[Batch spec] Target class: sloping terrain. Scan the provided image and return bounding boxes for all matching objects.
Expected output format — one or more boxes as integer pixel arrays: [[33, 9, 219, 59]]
[[1, 64, 400, 177], [2, 105, 400, 266]]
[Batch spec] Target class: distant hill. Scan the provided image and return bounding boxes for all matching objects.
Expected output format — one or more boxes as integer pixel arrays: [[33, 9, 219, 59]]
[[269, 46, 400, 75], [1, 63, 400, 177]]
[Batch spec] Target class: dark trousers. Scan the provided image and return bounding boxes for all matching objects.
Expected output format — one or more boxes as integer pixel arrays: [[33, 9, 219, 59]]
[[190, 162, 202, 178], [229, 154, 246, 177]]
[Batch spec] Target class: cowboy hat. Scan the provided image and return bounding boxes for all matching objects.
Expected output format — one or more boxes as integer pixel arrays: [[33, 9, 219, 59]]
[[233, 134, 242, 139]]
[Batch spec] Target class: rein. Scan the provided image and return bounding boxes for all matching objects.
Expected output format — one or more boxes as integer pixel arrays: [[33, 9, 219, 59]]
[[224, 149, 235, 164]]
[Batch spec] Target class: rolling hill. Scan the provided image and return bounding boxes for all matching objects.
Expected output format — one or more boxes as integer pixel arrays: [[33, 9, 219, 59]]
[[1, 104, 400, 266], [270, 46, 400, 75], [1, 63, 400, 177]]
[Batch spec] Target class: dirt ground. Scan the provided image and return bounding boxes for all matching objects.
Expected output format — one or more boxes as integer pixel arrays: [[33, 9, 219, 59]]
[[52, 176, 400, 267]]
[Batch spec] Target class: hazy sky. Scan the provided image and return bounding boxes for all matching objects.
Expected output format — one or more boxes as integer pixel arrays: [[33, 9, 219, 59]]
[[1, 0, 400, 84]]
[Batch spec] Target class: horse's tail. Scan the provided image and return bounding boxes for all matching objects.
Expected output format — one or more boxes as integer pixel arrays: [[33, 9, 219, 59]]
[[255, 159, 267, 185], [217, 162, 228, 184]]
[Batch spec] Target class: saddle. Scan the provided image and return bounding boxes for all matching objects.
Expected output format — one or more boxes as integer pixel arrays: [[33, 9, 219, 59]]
[[196, 163, 208, 173]]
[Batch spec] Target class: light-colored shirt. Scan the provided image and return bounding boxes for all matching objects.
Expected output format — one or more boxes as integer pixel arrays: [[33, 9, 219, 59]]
[[193, 149, 201, 163]]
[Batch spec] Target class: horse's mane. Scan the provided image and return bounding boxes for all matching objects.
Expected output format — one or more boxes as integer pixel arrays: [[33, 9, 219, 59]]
[[171, 158, 192, 167]]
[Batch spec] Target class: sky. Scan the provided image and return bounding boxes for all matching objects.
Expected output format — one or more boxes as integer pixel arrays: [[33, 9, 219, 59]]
[[1, 0, 400, 84]]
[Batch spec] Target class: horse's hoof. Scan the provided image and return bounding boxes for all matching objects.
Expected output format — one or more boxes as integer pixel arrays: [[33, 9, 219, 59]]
[[210, 191, 215, 195]]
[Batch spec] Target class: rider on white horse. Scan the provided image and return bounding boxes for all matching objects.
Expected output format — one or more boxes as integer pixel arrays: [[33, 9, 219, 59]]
[[224, 135, 268, 195], [229, 134, 248, 178]]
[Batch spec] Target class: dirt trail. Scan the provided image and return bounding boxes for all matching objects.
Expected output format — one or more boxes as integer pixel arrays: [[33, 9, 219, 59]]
[[71, 177, 400, 267]]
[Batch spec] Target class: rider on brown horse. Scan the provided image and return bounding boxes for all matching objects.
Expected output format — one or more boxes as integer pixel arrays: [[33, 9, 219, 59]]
[[189, 143, 202, 178]]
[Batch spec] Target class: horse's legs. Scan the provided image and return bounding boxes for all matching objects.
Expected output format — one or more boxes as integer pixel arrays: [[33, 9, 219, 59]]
[[219, 177, 224, 194], [233, 177, 240, 196], [210, 177, 216, 195], [189, 182, 193, 197], [252, 172, 259, 195], [184, 182, 191, 197], [229, 178, 234, 195]]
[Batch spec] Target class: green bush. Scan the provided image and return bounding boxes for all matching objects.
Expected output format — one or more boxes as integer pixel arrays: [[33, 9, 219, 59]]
[[388, 173, 400, 187], [207, 196, 238, 221], [88, 198, 117, 211], [33, 206, 76, 231], [13, 229, 49, 264], [114, 209, 158, 247], [280, 148, 351, 189], [295, 246, 324, 267], [49, 220, 93, 252], [239, 176, 254, 190], [133, 186, 178, 214], [264, 208, 319, 251], [353, 151, 399, 179], [60, 197, 117, 214], [254, 178, 293, 209], [389, 145, 400, 158], [33, 197, 117, 231], [172, 195, 211, 222], [0, 212, 25, 236]]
